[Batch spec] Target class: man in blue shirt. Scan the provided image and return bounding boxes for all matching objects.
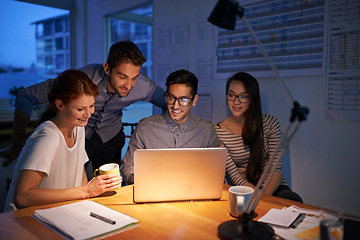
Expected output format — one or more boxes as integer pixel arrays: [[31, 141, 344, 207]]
[[0, 41, 167, 178], [121, 69, 220, 185]]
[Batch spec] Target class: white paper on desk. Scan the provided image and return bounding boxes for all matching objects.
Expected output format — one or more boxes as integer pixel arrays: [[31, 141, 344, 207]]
[[33, 200, 138, 240], [271, 206, 322, 240], [258, 208, 301, 228], [273, 215, 321, 240]]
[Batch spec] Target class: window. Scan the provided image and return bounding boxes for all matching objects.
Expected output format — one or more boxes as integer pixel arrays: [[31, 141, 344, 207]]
[[43, 22, 52, 36], [111, 20, 131, 41], [45, 39, 53, 52], [134, 24, 149, 39], [36, 23, 44, 37], [55, 18, 63, 32], [0, 1, 69, 119], [45, 55, 53, 66], [65, 36, 69, 50], [56, 37, 63, 50], [56, 54, 65, 69]]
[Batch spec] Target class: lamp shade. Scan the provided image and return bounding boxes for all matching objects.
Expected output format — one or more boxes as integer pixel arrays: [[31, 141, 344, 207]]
[[207, 0, 240, 30]]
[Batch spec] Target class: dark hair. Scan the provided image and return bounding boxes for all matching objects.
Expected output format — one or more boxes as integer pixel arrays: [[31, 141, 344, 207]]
[[106, 40, 146, 70], [226, 72, 264, 185], [39, 69, 99, 123], [165, 69, 198, 98]]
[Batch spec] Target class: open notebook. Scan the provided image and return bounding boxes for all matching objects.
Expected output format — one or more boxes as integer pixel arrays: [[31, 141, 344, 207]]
[[133, 148, 227, 203]]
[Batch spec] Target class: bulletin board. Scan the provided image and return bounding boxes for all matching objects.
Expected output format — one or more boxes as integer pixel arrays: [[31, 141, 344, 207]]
[[326, 1, 360, 121], [214, 0, 326, 78]]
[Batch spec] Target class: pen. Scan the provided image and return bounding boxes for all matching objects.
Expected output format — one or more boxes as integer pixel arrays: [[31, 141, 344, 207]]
[[90, 212, 116, 225]]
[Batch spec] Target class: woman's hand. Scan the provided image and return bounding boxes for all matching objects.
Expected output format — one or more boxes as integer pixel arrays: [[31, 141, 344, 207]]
[[84, 174, 122, 198]]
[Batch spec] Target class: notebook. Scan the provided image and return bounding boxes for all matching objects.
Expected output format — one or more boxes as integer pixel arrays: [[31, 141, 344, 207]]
[[133, 147, 227, 203]]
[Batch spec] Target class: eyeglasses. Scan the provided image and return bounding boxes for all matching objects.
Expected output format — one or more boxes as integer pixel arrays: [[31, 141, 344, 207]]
[[226, 93, 249, 103], [164, 94, 193, 107]]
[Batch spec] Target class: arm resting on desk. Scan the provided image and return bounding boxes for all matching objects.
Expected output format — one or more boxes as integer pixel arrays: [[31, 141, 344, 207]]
[[14, 169, 121, 209]]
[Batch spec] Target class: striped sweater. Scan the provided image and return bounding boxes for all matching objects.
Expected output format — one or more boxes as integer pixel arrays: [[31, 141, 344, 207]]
[[215, 113, 287, 186]]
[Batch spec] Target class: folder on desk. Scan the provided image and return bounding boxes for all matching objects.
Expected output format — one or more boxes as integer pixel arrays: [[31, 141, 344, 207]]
[[33, 200, 138, 240], [133, 147, 227, 203]]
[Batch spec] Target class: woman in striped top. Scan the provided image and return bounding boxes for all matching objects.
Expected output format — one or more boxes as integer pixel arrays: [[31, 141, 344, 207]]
[[215, 72, 302, 202]]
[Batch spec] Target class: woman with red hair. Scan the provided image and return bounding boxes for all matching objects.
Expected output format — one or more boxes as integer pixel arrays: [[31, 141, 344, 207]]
[[4, 69, 122, 211]]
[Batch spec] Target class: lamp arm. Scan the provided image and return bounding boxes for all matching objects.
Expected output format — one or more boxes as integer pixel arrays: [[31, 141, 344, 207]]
[[239, 15, 296, 103], [239, 13, 310, 214], [238, 13, 310, 215], [244, 120, 303, 215]]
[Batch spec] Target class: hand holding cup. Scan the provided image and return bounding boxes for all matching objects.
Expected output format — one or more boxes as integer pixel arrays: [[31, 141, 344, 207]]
[[94, 163, 122, 190]]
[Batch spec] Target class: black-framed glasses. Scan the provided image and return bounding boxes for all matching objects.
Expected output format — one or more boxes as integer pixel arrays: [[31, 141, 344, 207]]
[[164, 94, 193, 107], [226, 93, 249, 103]]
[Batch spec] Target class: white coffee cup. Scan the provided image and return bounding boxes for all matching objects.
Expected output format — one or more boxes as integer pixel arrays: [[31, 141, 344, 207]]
[[229, 186, 254, 218]]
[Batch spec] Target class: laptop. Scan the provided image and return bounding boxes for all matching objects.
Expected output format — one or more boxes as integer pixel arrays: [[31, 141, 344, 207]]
[[133, 147, 227, 203]]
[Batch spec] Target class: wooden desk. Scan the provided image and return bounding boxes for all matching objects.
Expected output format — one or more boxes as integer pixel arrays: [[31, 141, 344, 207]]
[[0, 185, 318, 240]]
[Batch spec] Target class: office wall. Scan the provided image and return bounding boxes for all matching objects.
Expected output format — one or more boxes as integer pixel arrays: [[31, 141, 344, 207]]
[[152, 0, 360, 217]]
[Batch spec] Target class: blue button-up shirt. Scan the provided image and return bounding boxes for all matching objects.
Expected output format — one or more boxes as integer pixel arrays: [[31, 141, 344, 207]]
[[15, 64, 167, 143], [121, 112, 220, 184]]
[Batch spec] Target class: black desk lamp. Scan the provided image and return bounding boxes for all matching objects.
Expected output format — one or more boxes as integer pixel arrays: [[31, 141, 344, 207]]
[[208, 0, 309, 239]]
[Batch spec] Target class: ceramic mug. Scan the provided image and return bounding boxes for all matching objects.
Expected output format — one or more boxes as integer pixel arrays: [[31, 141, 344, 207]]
[[229, 186, 254, 218], [94, 163, 121, 190]]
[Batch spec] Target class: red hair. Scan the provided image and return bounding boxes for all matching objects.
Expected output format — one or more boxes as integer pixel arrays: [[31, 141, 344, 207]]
[[39, 69, 98, 123]]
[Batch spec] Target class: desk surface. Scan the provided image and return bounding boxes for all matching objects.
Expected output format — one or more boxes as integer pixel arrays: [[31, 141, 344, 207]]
[[0, 185, 319, 240]]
